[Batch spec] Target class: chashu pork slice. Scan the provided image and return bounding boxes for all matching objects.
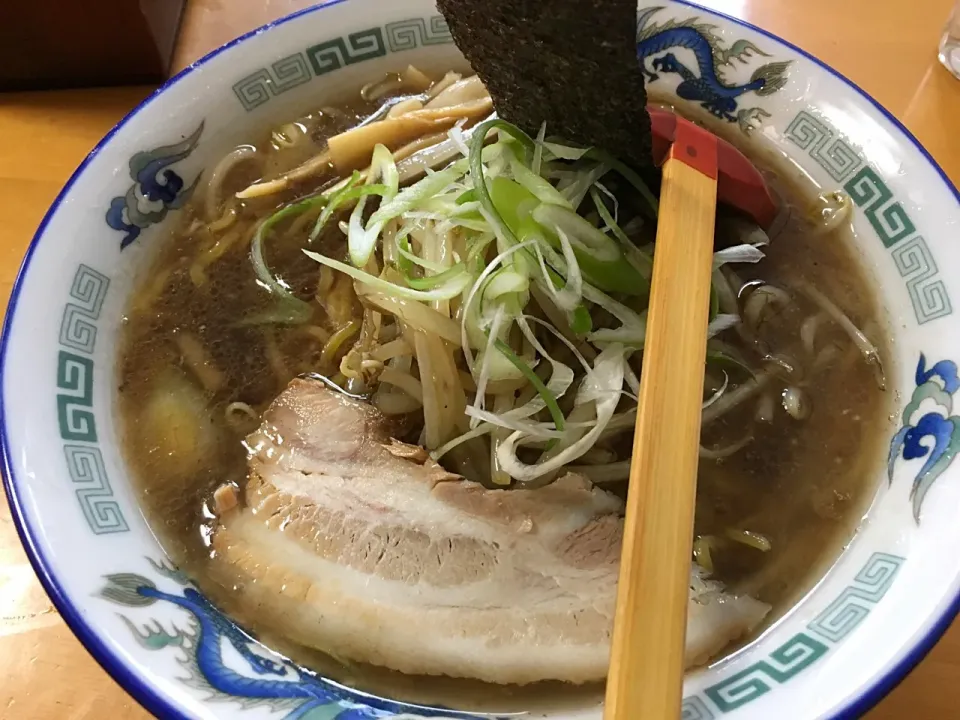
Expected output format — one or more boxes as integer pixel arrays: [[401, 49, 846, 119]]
[[212, 379, 769, 685]]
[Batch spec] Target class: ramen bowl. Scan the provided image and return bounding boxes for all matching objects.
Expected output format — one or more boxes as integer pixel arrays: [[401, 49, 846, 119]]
[[3, 0, 960, 718]]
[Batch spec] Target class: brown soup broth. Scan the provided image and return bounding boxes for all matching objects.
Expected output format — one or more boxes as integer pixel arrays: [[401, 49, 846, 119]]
[[116, 89, 892, 710]]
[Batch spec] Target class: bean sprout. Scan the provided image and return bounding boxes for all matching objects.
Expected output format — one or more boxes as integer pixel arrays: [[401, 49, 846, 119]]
[[725, 529, 772, 552], [700, 433, 754, 460], [781, 386, 811, 420], [810, 190, 853, 235], [755, 391, 776, 423], [743, 284, 792, 334], [205, 145, 259, 221], [702, 373, 774, 425], [225, 402, 259, 431], [797, 281, 885, 390]]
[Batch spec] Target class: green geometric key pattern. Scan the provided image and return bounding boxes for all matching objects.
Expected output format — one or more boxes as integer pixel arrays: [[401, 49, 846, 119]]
[[682, 551, 905, 715], [783, 111, 862, 182], [56, 264, 128, 534], [786, 109, 951, 325], [233, 15, 453, 111], [807, 552, 903, 642], [890, 236, 951, 328], [233, 53, 312, 111], [704, 633, 828, 712], [384, 16, 452, 52], [682, 695, 717, 720], [306, 28, 387, 77]]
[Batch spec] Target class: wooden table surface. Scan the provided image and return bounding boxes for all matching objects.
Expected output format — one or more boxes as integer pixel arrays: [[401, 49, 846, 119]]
[[1, 0, 958, 716]]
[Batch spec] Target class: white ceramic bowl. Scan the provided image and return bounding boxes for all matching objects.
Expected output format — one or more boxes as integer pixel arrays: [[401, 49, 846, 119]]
[[3, 1, 960, 718]]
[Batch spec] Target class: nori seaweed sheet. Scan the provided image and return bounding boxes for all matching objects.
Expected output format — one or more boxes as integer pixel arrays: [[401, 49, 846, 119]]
[[436, 0, 651, 168]]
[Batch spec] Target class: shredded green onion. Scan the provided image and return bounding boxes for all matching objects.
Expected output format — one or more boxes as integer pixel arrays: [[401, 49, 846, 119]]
[[590, 186, 631, 246], [494, 339, 565, 434], [303, 249, 471, 301], [404, 261, 470, 291], [532, 122, 547, 175], [540, 140, 592, 161], [585, 148, 659, 217], [470, 122, 518, 247], [368, 160, 466, 228], [348, 144, 401, 267], [506, 147, 572, 209], [310, 171, 388, 242], [248, 194, 328, 324], [706, 349, 756, 377], [396, 234, 447, 275]]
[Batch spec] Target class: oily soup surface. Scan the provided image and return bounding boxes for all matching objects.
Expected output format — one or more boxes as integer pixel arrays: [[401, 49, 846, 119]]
[[116, 82, 891, 709]]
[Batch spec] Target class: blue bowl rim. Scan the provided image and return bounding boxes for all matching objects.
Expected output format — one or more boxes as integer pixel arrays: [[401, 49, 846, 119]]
[[1, 1, 958, 718]]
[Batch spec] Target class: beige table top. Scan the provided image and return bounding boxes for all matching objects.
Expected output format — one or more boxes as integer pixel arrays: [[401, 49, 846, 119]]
[[1, 0, 959, 716]]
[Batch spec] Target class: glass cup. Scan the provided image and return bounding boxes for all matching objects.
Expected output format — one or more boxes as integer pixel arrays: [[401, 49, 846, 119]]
[[940, 0, 960, 78]]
